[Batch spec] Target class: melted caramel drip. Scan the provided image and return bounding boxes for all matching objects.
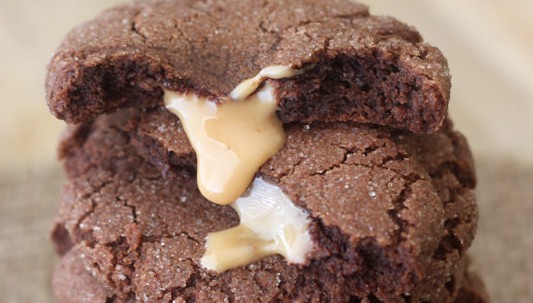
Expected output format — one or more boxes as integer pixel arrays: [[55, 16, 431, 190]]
[[164, 66, 298, 205], [200, 177, 313, 273]]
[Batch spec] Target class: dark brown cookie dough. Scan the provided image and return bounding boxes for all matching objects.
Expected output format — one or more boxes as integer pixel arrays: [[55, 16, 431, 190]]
[[46, 0, 450, 133], [52, 109, 477, 302]]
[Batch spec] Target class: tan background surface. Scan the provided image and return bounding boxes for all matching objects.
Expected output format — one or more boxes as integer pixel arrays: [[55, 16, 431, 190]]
[[0, 0, 532, 302]]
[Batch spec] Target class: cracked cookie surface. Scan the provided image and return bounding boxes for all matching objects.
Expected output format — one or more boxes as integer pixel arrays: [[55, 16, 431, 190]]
[[46, 0, 450, 133], [52, 110, 477, 302], [53, 247, 489, 303]]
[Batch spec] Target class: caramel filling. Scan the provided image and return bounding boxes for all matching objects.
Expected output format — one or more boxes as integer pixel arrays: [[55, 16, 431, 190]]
[[164, 65, 297, 205], [229, 65, 304, 100], [200, 177, 313, 273], [164, 65, 314, 272]]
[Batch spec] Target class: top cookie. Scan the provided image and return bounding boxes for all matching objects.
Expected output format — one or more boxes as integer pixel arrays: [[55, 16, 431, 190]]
[[46, 0, 451, 133]]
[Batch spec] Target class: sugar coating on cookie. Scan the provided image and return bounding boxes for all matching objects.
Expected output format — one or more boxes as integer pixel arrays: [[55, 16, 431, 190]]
[[53, 245, 489, 303]]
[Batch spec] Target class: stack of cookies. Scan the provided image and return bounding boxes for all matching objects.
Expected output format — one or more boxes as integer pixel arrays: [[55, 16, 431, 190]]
[[46, 0, 489, 302]]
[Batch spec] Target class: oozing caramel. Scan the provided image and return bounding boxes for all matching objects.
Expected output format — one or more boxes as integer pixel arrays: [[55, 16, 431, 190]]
[[200, 177, 313, 273], [229, 65, 304, 100], [165, 66, 314, 271], [164, 66, 297, 205]]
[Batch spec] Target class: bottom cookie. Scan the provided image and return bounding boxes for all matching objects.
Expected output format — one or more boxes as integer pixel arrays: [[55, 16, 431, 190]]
[[53, 246, 489, 303], [51, 110, 481, 302]]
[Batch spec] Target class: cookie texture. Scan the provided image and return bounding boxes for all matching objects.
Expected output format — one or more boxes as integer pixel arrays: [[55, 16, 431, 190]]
[[53, 248, 487, 303], [453, 270, 491, 303], [52, 246, 115, 303], [52, 110, 477, 302], [46, 0, 450, 133]]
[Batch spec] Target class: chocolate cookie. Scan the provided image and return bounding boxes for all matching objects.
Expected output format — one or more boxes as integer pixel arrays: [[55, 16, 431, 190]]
[[453, 270, 491, 303], [52, 247, 488, 303], [52, 110, 477, 302], [53, 246, 115, 303], [46, 0, 450, 133]]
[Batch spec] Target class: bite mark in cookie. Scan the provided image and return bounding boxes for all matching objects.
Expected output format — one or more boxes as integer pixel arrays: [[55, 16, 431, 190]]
[[46, 0, 451, 133]]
